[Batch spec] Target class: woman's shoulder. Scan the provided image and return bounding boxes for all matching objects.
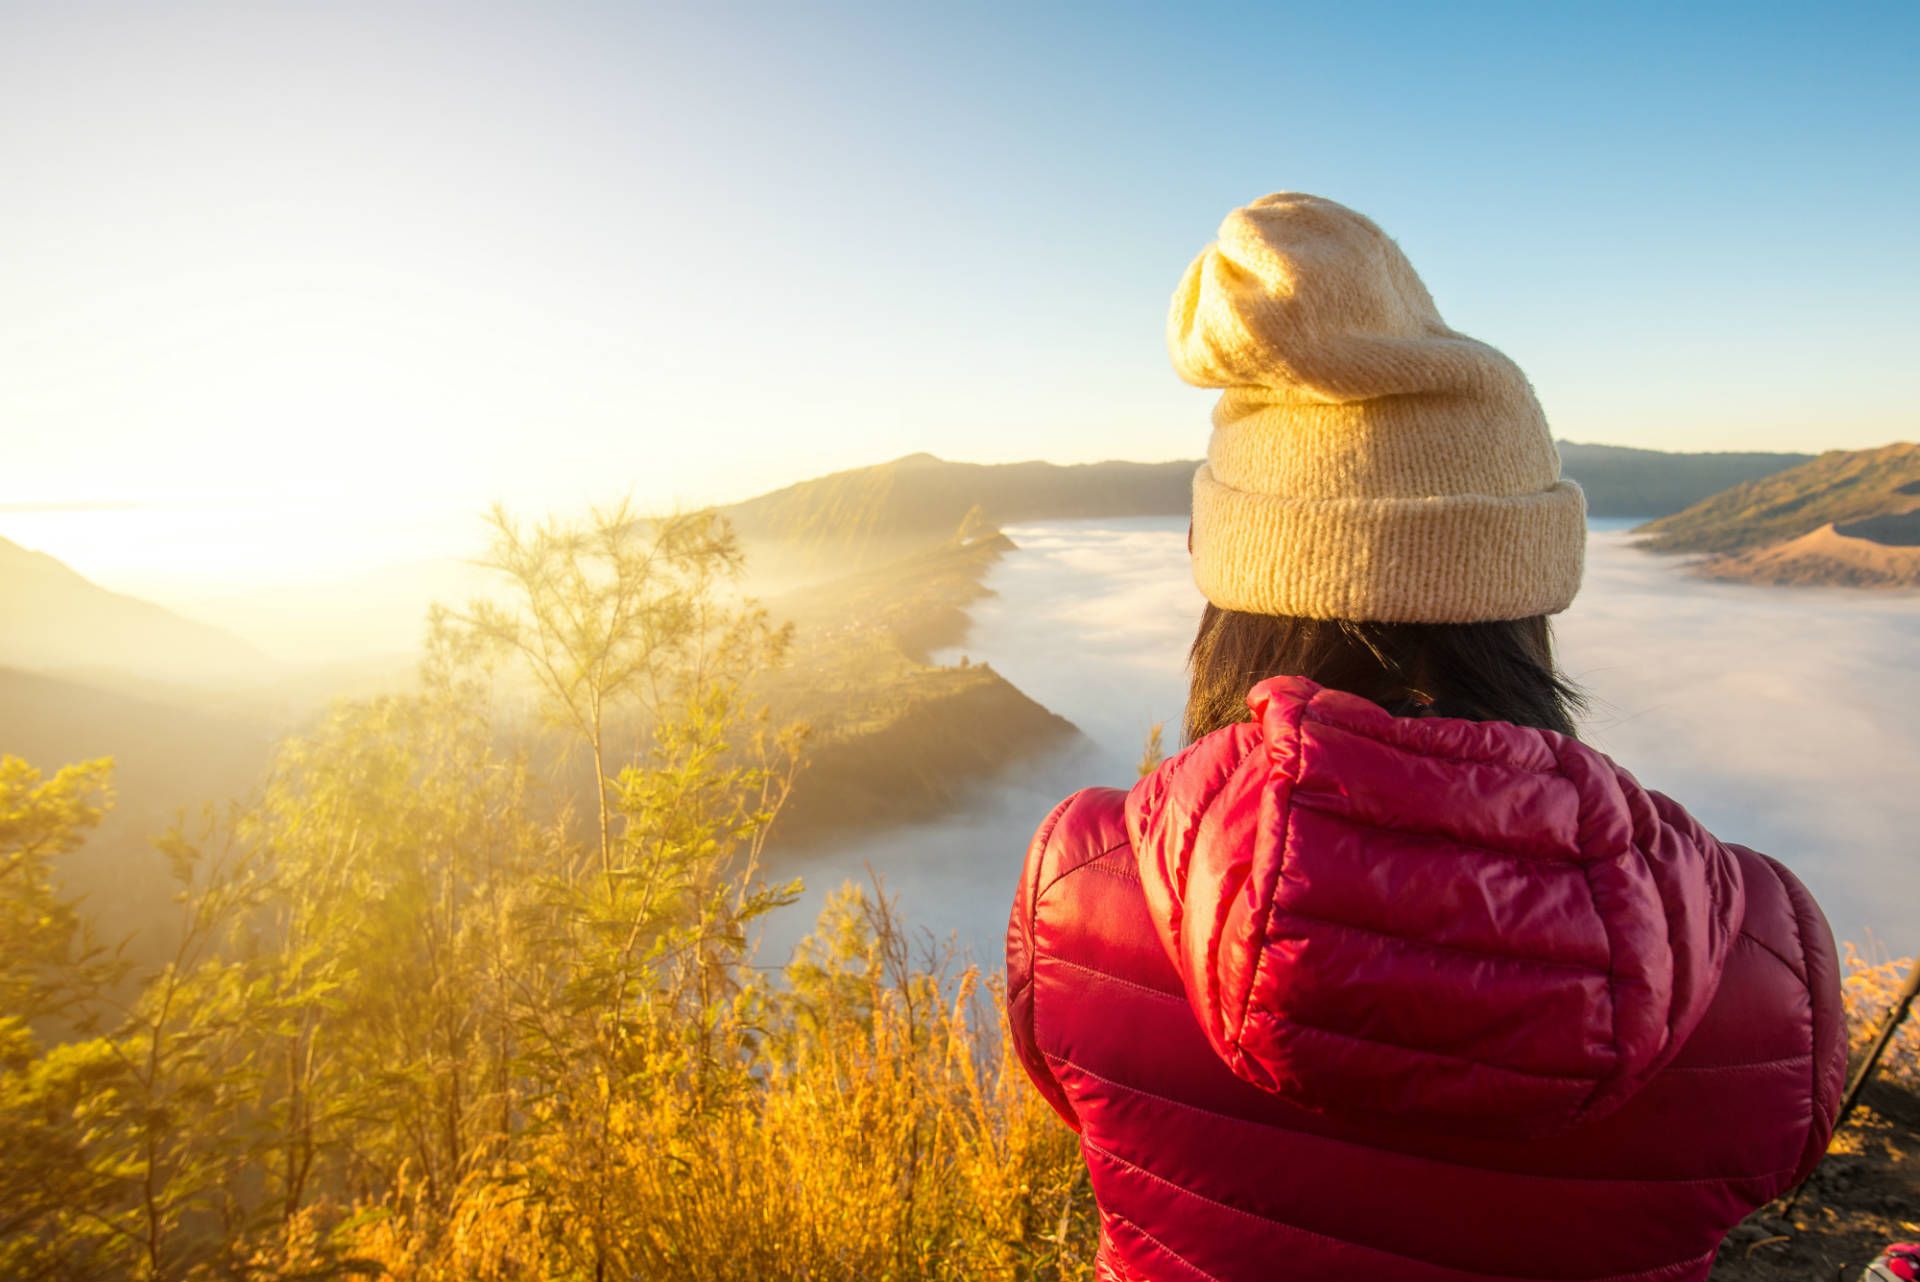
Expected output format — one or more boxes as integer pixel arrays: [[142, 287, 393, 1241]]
[[1008, 787, 1140, 985], [1005, 785, 1146, 1130], [1666, 833, 1848, 1185], [1011, 788, 1134, 945], [1027, 787, 1132, 876], [1638, 785, 1840, 1004]]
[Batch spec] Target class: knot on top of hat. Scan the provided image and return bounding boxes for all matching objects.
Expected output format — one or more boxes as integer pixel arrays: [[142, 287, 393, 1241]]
[[1167, 192, 1522, 405]]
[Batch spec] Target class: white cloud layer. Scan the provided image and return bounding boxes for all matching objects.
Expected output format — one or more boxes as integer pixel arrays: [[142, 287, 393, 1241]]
[[766, 518, 1918, 964]]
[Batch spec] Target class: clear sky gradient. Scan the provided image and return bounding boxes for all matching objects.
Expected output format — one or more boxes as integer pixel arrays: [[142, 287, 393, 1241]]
[[2, 1, 1916, 588]]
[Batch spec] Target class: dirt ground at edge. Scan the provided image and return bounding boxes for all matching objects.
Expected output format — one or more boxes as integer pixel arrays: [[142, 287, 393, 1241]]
[[1713, 1083, 1919, 1281]]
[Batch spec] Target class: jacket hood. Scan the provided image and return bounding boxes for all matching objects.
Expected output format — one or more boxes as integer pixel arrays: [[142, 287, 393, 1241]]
[[1125, 676, 1745, 1137]]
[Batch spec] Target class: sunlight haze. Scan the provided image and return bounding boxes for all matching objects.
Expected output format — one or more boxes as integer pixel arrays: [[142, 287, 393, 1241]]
[[3, 1, 1916, 592]]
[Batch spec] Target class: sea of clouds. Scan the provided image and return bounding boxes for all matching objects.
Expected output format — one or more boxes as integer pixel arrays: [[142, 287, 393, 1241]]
[[760, 516, 1919, 966]]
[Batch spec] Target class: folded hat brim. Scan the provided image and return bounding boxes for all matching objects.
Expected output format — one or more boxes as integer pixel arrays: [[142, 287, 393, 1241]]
[[1191, 466, 1588, 623]]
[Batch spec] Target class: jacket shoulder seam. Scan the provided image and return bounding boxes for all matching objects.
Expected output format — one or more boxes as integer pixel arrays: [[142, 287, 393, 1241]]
[[1035, 791, 1131, 904], [1662, 1052, 1811, 1074], [1038, 836, 1133, 902], [1013, 792, 1079, 1013], [1243, 1004, 1598, 1087], [1734, 929, 1804, 983]]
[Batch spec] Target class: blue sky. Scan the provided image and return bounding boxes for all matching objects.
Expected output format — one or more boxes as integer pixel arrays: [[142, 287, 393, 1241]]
[[2, 1, 1916, 582]]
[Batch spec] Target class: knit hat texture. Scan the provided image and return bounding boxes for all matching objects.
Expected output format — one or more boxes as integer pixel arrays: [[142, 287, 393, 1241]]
[[1169, 192, 1586, 622]]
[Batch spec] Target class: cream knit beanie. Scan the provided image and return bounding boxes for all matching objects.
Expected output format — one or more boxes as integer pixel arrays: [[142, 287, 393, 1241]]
[[1169, 192, 1586, 623]]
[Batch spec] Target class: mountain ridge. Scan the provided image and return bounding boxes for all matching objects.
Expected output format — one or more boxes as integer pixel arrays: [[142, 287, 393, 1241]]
[[0, 535, 272, 687], [720, 443, 1814, 580]]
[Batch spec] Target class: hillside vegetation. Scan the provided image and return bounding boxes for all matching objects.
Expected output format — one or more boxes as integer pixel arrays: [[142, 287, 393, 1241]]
[[1636, 442, 1920, 556], [761, 514, 1078, 845], [0, 504, 1076, 1000], [0, 666, 277, 976], [0, 506, 1097, 1282]]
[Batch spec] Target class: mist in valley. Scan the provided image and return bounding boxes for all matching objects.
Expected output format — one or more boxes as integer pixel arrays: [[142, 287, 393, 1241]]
[[766, 516, 1920, 964]]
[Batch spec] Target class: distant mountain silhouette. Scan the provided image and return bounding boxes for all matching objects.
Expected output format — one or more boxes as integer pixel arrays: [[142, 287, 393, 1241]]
[[1553, 441, 1810, 517], [721, 454, 1196, 579], [720, 445, 1809, 578], [0, 536, 272, 686], [1636, 442, 1920, 587]]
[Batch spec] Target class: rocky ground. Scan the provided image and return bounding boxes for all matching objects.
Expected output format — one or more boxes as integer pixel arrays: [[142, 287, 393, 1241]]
[[1714, 1083, 1919, 1281]]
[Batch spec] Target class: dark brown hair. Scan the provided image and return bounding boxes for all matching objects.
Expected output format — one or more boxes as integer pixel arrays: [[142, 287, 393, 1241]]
[[1185, 606, 1586, 744]]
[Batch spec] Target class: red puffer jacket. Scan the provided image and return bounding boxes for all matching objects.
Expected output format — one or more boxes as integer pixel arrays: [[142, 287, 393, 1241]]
[[1007, 676, 1846, 1282]]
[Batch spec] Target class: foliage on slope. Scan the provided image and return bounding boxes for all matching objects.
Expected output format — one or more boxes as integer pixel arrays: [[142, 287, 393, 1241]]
[[761, 513, 1078, 845], [0, 505, 1095, 1281], [1635, 442, 1920, 556]]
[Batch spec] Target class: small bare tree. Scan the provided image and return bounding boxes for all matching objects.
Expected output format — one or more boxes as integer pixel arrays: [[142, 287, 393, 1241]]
[[458, 502, 743, 882]]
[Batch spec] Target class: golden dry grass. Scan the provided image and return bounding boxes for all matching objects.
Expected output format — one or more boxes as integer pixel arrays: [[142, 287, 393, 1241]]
[[259, 890, 1099, 1282], [1840, 943, 1919, 1091]]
